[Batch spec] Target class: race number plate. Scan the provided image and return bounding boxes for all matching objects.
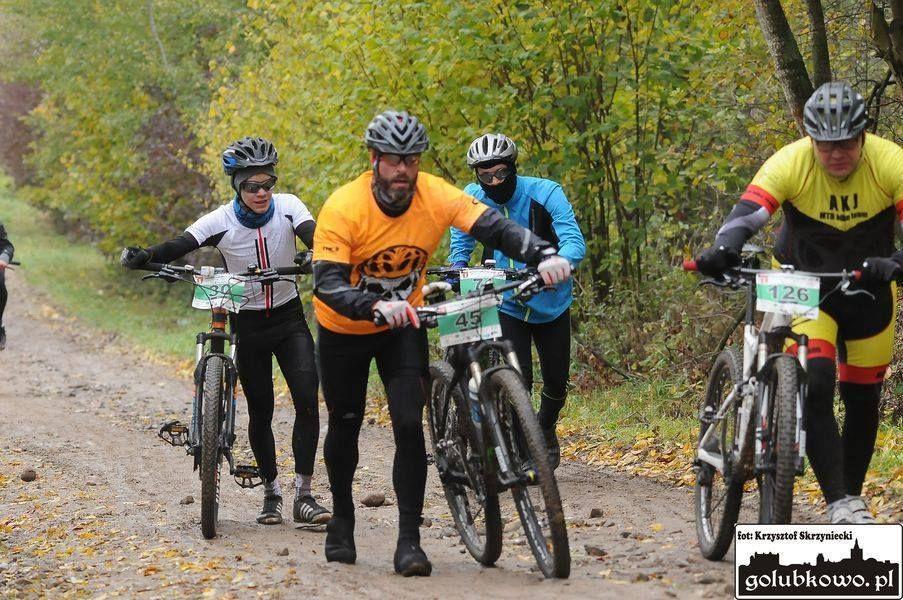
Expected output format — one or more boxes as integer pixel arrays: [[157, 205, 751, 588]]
[[755, 272, 819, 318], [459, 268, 507, 294], [437, 296, 502, 348], [192, 273, 245, 312]]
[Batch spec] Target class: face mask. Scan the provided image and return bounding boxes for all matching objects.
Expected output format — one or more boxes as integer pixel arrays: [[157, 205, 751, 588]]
[[479, 165, 517, 204]]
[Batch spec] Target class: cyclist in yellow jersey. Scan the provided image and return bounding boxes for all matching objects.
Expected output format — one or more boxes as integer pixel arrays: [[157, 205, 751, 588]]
[[312, 110, 571, 575], [695, 82, 903, 524]]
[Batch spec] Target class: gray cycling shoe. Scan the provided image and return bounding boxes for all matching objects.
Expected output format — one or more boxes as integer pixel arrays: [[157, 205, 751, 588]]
[[826, 497, 854, 524], [257, 494, 283, 524], [845, 495, 876, 524], [293, 494, 331, 524]]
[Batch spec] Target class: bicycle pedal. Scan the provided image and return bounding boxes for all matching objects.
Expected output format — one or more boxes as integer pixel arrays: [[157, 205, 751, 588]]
[[158, 420, 190, 447], [233, 464, 264, 489]]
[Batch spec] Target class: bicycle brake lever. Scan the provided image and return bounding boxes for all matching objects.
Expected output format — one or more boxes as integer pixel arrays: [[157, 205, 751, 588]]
[[840, 284, 875, 301]]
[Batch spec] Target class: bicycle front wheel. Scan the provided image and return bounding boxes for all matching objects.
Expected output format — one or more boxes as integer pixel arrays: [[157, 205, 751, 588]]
[[200, 356, 225, 539], [695, 348, 746, 561], [488, 369, 570, 579], [758, 355, 798, 524], [427, 361, 502, 565]]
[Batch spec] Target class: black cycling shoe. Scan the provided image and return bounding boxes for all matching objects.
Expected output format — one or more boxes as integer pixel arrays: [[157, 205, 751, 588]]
[[325, 516, 356, 564], [294, 494, 331, 525], [542, 425, 561, 470], [256, 494, 283, 525], [0, 326, 6, 351], [394, 539, 432, 577]]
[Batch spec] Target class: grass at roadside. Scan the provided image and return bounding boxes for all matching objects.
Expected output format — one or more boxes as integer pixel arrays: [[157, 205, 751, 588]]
[[1, 189, 208, 365]]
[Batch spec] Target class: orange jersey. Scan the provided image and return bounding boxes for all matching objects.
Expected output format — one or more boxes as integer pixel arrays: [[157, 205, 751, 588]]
[[313, 171, 488, 334]]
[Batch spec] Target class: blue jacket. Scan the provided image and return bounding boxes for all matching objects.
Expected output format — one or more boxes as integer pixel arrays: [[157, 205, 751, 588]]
[[448, 175, 586, 323]]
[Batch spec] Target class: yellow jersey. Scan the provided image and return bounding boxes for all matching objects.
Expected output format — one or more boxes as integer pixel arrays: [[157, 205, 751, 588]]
[[740, 134, 903, 271]]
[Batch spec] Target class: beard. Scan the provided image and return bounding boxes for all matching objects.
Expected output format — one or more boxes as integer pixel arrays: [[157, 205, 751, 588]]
[[372, 172, 416, 217]]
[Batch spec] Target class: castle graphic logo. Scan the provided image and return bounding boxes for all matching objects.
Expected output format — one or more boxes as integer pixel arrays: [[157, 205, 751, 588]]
[[735, 524, 902, 599]]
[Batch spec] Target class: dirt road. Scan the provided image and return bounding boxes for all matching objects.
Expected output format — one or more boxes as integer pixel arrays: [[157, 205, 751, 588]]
[[0, 271, 746, 598]]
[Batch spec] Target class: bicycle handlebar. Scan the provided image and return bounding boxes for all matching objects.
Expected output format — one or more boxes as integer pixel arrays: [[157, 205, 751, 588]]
[[137, 263, 308, 277], [682, 260, 862, 282], [373, 270, 544, 328]]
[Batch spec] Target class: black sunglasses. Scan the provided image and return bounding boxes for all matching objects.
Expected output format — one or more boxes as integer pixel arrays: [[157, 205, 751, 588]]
[[380, 153, 421, 168], [475, 166, 512, 185], [241, 177, 277, 193]]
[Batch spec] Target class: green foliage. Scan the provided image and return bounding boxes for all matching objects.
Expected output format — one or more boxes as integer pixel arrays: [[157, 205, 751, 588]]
[[203, 1, 756, 296], [0, 0, 249, 250], [2, 0, 901, 381]]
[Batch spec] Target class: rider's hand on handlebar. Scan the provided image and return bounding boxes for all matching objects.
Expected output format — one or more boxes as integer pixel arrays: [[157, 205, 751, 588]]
[[860, 256, 903, 283], [373, 300, 420, 329], [537, 249, 572, 286], [120, 246, 151, 269], [695, 245, 740, 278]]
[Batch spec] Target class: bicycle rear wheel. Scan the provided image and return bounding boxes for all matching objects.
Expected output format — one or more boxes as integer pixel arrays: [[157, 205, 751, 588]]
[[427, 361, 502, 565], [488, 368, 570, 579], [200, 356, 225, 539], [695, 348, 746, 560], [757, 355, 798, 524]]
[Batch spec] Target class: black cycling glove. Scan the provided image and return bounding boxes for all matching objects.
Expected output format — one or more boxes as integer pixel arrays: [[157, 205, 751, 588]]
[[860, 256, 903, 283], [695, 245, 740, 278], [120, 246, 151, 269]]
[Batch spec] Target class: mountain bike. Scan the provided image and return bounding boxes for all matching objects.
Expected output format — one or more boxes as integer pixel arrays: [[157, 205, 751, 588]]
[[384, 266, 570, 578], [133, 254, 310, 539], [683, 249, 865, 560]]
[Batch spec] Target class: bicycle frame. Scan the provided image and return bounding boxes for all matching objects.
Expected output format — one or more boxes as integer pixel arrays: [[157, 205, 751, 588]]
[[695, 267, 834, 480]]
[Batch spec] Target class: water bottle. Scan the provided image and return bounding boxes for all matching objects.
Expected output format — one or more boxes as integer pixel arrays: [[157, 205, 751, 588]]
[[468, 378, 482, 424]]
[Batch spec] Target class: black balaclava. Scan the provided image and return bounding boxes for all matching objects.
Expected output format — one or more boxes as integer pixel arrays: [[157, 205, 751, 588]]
[[477, 160, 518, 204]]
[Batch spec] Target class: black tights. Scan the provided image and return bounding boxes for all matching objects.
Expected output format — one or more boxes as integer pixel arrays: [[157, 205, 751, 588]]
[[0, 269, 6, 326], [318, 325, 428, 539], [235, 299, 319, 482], [499, 309, 571, 429], [804, 358, 881, 504]]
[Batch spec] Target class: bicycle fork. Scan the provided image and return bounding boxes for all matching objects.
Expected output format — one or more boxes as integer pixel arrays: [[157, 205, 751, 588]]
[[754, 328, 808, 475], [468, 354, 532, 489]]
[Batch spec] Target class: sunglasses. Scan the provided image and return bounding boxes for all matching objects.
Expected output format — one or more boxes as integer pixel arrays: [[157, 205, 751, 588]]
[[380, 153, 421, 168], [814, 138, 861, 152], [475, 166, 512, 185], [241, 177, 277, 193]]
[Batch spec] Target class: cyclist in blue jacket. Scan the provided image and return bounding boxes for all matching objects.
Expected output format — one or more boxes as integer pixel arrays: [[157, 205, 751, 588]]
[[448, 133, 586, 468]]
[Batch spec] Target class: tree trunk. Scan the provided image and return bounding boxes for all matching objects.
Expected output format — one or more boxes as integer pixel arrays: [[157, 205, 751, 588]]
[[871, 0, 903, 98], [754, 0, 814, 134], [805, 0, 832, 87]]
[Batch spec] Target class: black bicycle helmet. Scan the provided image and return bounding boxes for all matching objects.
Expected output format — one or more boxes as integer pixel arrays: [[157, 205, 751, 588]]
[[364, 111, 429, 154], [222, 136, 278, 175], [803, 82, 867, 141], [466, 133, 518, 167]]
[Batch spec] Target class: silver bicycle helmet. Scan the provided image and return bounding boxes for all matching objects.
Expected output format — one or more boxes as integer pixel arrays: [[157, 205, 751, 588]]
[[466, 133, 518, 168], [364, 110, 429, 154], [803, 82, 867, 141], [222, 137, 278, 175]]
